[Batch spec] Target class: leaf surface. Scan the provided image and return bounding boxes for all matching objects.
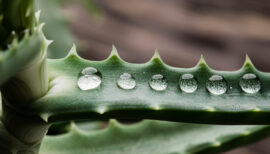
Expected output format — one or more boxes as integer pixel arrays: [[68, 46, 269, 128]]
[[20, 47, 270, 124], [40, 120, 270, 154], [0, 33, 42, 85]]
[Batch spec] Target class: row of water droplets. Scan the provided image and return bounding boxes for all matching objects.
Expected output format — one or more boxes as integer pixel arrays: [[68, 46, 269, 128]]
[[77, 67, 261, 95]]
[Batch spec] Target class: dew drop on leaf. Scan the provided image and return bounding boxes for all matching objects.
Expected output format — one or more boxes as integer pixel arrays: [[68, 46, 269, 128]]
[[179, 74, 198, 93], [117, 73, 136, 90], [239, 73, 261, 94], [149, 74, 168, 91], [77, 67, 102, 90], [206, 75, 227, 95], [81, 67, 98, 75]]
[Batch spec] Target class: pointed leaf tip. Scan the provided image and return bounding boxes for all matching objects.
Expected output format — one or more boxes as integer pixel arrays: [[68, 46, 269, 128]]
[[70, 121, 77, 129], [243, 54, 254, 68], [40, 113, 49, 123], [45, 39, 53, 46], [112, 45, 118, 54], [196, 55, 209, 68], [154, 49, 161, 58], [107, 45, 121, 60], [35, 10, 41, 23], [108, 119, 121, 129], [35, 22, 45, 33], [66, 44, 79, 57], [150, 49, 163, 64]]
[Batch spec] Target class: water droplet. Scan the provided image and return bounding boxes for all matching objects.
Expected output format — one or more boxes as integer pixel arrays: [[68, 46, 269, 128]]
[[206, 75, 227, 95], [179, 74, 198, 93], [240, 73, 261, 94], [77, 67, 101, 90], [149, 74, 168, 91], [81, 67, 98, 75], [117, 73, 136, 90]]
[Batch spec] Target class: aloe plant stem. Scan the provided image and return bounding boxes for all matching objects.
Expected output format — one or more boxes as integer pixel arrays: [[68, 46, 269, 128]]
[[0, 1, 51, 151]]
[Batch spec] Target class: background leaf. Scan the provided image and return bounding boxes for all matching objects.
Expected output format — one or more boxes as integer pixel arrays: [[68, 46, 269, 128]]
[[37, 0, 75, 59], [40, 120, 270, 154]]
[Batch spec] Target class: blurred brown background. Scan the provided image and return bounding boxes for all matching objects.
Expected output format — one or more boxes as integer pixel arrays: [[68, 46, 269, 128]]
[[62, 0, 270, 153]]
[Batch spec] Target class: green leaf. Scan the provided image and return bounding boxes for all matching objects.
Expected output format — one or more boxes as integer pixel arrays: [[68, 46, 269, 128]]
[[1, 0, 36, 49], [0, 33, 42, 86], [0, 120, 41, 153], [40, 120, 270, 154], [2, 0, 35, 32], [19, 47, 270, 124]]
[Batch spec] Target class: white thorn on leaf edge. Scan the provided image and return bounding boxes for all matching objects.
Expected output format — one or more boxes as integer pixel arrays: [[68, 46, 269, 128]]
[[97, 107, 107, 114]]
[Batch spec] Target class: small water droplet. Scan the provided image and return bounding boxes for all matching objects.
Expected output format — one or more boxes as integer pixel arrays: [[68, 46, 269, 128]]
[[240, 73, 261, 94], [179, 74, 198, 93], [206, 75, 227, 95], [81, 67, 98, 75], [117, 73, 136, 90], [149, 74, 168, 91], [77, 67, 101, 90]]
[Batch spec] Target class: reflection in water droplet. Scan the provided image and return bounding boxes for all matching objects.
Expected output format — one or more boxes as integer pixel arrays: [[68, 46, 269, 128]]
[[179, 74, 197, 93], [240, 73, 261, 94], [149, 74, 168, 91], [117, 73, 136, 90], [206, 75, 227, 95], [78, 67, 101, 90]]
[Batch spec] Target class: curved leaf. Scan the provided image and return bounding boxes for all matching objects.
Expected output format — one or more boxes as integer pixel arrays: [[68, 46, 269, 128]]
[[1, 0, 36, 49], [40, 120, 270, 154], [17, 46, 270, 124], [0, 33, 42, 85]]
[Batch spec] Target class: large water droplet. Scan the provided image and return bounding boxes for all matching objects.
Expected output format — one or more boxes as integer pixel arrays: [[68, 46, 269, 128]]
[[206, 75, 227, 95], [179, 74, 197, 93], [240, 73, 261, 94], [149, 74, 168, 91], [117, 73, 136, 90], [77, 67, 101, 90]]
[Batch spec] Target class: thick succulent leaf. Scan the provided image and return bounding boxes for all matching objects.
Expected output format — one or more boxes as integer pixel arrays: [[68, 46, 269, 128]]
[[0, 33, 42, 85], [20, 47, 270, 124], [1, 0, 36, 49], [37, 0, 74, 59], [40, 120, 270, 154], [2, 0, 35, 32], [0, 96, 41, 153], [0, 120, 42, 153]]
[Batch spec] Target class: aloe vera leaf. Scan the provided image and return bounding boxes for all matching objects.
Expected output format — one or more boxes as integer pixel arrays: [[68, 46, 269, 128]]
[[48, 120, 105, 136], [0, 12, 51, 145], [0, 120, 42, 153], [1, 0, 36, 50], [0, 33, 42, 86], [37, 0, 74, 59], [40, 120, 270, 154], [2, 0, 35, 33], [18, 46, 270, 124]]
